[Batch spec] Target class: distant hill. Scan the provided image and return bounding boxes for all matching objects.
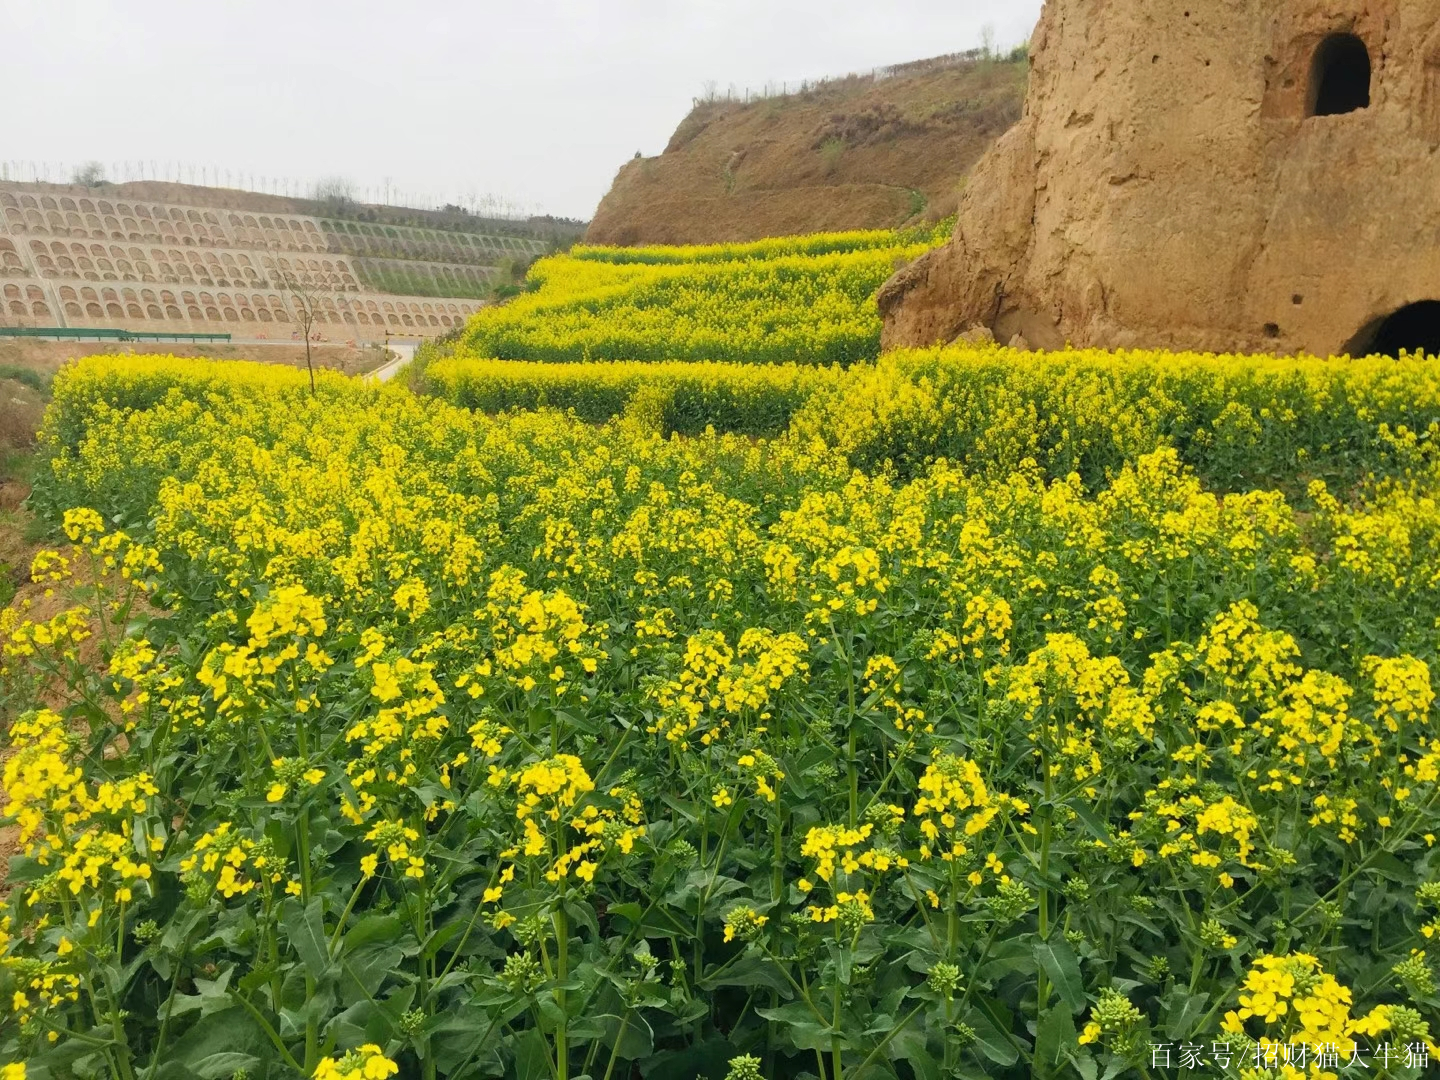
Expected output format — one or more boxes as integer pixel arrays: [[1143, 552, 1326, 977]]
[[587, 51, 1026, 246]]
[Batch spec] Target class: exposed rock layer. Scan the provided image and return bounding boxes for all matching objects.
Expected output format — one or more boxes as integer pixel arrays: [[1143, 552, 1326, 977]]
[[882, 0, 1440, 357]]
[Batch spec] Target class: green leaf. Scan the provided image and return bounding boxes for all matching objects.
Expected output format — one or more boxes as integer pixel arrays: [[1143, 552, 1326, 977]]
[[607, 900, 690, 937], [565, 897, 600, 938], [965, 1004, 1019, 1067], [572, 1012, 653, 1060], [431, 1002, 505, 1075], [1035, 1005, 1079, 1069], [338, 943, 405, 1007], [1162, 987, 1209, 1041], [977, 936, 1034, 981], [639, 1036, 737, 1080], [420, 919, 466, 960], [1065, 798, 1113, 842], [344, 913, 405, 951], [698, 954, 792, 995], [888, 1023, 938, 1080], [27, 1024, 117, 1069], [607, 901, 643, 925], [164, 1009, 268, 1073], [756, 1002, 845, 1052], [170, 966, 236, 1018], [1035, 938, 1087, 1014], [238, 962, 279, 994], [186, 1052, 262, 1079], [282, 896, 333, 980], [515, 1027, 552, 1080]]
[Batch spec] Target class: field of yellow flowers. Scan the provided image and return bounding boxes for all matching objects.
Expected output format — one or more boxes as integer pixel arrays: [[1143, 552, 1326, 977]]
[[428, 345, 1440, 491], [451, 228, 947, 368], [4, 347, 1440, 1080]]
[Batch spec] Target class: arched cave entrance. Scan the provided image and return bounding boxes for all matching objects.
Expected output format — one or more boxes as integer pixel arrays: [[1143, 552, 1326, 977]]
[[1348, 302, 1440, 358], [1309, 33, 1371, 116]]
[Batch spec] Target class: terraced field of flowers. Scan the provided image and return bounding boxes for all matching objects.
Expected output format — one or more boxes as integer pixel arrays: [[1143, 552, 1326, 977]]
[[450, 228, 948, 368], [428, 346, 1440, 490], [4, 346, 1440, 1079]]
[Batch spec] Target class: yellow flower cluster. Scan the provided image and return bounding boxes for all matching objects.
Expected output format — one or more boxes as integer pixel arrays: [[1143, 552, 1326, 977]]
[[196, 584, 334, 721], [3, 709, 160, 907], [179, 823, 284, 899], [913, 754, 1026, 860], [1007, 633, 1156, 781], [648, 627, 808, 746], [363, 819, 426, 879], [312, 1044, 399, 1080], [442, 567, 606, 700], [791, 345, 1440, 486], [1134, 778, 1258, 882], [800, 823, 878, 883], [1219, 953, 1417, 1071]]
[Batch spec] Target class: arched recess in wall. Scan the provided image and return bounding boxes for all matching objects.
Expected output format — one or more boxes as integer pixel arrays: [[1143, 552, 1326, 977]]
[[1347, 302, 1440, 357], [1309, 33, 1371, 116]]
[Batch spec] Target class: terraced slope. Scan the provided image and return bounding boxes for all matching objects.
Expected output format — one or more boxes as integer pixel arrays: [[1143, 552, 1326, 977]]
[[1, 181, 585, 337]]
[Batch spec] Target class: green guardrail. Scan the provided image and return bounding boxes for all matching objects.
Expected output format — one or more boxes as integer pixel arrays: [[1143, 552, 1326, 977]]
[[0, 327, 233, 343]]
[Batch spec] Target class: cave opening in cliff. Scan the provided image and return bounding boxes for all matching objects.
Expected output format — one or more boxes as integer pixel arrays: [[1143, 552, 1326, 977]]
[[1349, 302, 1440, 358], [1309, 33, 1371, 116]]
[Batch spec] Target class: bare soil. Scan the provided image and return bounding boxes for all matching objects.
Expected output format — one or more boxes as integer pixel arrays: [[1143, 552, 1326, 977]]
[[587, 55, 1026, 245]]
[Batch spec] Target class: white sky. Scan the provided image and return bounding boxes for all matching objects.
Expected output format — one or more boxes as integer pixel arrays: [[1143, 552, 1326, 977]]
[[5, 0, 1044, 220]]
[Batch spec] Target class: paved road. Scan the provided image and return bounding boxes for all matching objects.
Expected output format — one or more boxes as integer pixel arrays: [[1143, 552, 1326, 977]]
[[370, 342, 416, 383]]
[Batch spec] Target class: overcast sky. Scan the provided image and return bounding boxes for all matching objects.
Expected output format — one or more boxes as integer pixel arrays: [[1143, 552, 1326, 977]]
[[5, 0, 1043, 220]]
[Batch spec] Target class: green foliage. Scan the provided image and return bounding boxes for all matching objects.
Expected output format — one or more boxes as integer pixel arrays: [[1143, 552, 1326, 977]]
[[428, 345, 1440, 493], [15, 358, 1440, 1079], [0, 364, 54, 395], [426, 357, 835, 436]]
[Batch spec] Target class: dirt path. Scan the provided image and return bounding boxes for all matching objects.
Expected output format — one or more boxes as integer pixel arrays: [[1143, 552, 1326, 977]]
[[371, 342, 416, 382]]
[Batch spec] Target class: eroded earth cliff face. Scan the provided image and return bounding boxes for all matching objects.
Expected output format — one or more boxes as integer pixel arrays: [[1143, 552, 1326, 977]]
[[587, 54, 1025, 245], [882, 0, 1440, 357]]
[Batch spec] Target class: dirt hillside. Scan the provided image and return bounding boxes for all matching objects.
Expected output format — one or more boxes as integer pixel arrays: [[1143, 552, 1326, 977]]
[[587, 53, 1026, 246], [880, 0, 1440, 359]]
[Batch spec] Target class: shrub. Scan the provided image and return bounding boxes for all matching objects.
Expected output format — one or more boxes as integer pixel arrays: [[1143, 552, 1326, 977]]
[[426, 356, 839, 436]]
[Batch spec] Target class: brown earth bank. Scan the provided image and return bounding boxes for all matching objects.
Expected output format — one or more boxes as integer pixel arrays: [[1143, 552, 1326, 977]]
[[587, 52, 1026, 245], [881, 0, 1440, 359]]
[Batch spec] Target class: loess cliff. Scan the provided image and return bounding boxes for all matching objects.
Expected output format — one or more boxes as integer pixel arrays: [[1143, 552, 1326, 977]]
[[587, 53, 1026, 246]]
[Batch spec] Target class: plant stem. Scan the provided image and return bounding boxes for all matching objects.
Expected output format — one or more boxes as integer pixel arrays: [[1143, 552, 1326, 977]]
[[554, 904, 570, 1080], [1035, 748, 1054, 1078], [143, 925, 197, 1080], [852, 1002, 926, 1079], [329, 877, 368, 955], [600, 1010, 632, 1080], [230, 992, 303, 1071]]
